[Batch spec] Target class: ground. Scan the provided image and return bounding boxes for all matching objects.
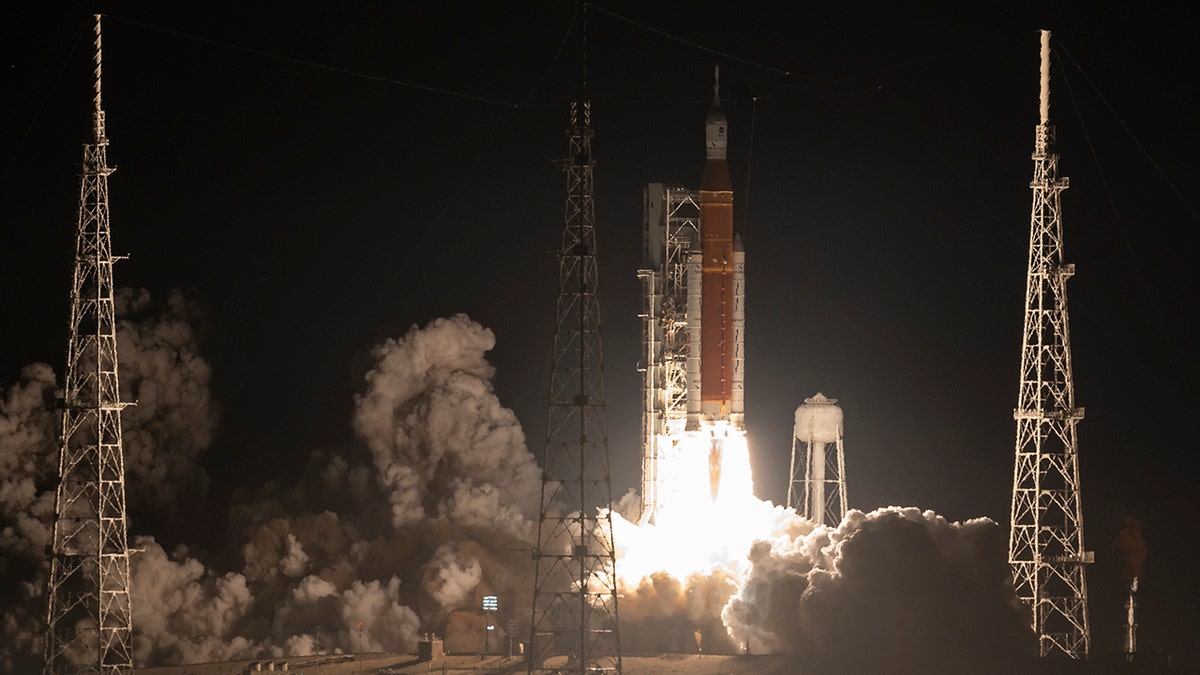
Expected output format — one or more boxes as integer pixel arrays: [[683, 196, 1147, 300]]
[[137, 653, 796, 675]]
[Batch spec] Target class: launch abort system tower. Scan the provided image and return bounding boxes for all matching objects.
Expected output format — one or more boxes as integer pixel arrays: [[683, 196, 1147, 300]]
[[1007, 29, 1092, 660], [43, 15, 135, 674], [528, 96, 622, 674]]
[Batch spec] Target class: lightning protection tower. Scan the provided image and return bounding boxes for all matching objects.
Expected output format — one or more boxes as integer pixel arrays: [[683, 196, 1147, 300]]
[[787, 393, 846, 527], [1008, 29, 1092, 660], [44, 15, 135, 674], [528, 20, 622, 671]]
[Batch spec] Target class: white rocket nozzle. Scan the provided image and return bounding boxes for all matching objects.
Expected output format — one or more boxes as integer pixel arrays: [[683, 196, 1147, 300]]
[[1039, 30, 1050, 125]]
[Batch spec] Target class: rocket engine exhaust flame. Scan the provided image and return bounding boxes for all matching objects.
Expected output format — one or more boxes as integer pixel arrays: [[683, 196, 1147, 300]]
[[613, 425, 1033, 669], [614, 425, 793, 583], [708, 439, 722, 501]]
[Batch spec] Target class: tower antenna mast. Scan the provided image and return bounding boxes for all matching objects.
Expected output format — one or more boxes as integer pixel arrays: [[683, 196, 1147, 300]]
[[1007, 29, 1092, 660], [528, 4, 622, 674], [43, 14, 135, 674]]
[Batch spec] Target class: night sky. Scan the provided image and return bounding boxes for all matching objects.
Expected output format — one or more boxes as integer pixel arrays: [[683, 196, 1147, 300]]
[[3, 2, 1198, 665]]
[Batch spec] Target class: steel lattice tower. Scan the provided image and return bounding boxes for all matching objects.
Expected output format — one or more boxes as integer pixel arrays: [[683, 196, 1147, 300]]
[[44, 15, 135, 674], [637, 185, 700, 523], [1008, 29, 1092, 660], [528, 96, 622, 674]]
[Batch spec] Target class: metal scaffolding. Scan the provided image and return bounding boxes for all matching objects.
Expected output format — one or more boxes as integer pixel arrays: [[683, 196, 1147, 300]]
[[528, 98, 622, 674], [43, 14, 135, 674], [1007, 29, 1091, 660], [638, 185, 700, 522]]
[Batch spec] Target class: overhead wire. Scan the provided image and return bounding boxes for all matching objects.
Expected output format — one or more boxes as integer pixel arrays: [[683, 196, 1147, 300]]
[[390, 9, 582, 277], [104, 14, 523, 109], [1055, 44, 1185, 384], [103, 8, 899, 112], [1058, 43, 1199, 228], [584, 2, 795, 77], [742, 97, 757, 246], [0, 21, 86, 185]]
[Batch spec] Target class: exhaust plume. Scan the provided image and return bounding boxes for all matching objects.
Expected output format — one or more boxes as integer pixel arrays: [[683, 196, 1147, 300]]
[[115, 289, 219, 520], [721, 507, 1033, 673], [353, 314, 541, 537], [1114, 514, 1147, 586]]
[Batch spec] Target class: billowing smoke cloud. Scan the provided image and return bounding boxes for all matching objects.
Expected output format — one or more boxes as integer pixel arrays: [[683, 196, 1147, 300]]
[[115, 288, 219, 517], [269, 574, 420, 656], [721, 507, 1034, 673], [130, 536, 256, 666], [421, 542, 483, 611], [353, 314, 541, 538], [0, 289, 219, 668], [0, 363, 57, 566], [114, 314, 537, 666], [0, 365, 66, 671], [618, 569, 742, 654], [6, 309, 1034, 672]]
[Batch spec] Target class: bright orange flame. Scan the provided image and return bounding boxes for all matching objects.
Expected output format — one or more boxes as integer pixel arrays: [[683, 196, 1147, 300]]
[[612, 423, 795, 583]]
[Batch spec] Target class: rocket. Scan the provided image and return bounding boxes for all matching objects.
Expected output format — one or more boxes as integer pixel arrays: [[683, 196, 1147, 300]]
[[686, 67, 746, 494]]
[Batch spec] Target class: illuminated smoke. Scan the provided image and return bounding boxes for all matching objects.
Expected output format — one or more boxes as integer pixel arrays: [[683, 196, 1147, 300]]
[[0, 363, 57, 566], [353, 314, 541, 538], [614, 428, 1032, 670], [5, 309, 1034, 670], [115, 289, 219, 519], [0, 290, 221, 667], [612, 428, 797, 654], [117, 314, 536, 665], [613, 429, 798, 582], [421, 543, 483, 611], [0, 360, 54, 671], [722, 507, 1033, 672], [1114, 515, 1147, 585], [130, 537, 256, 666]]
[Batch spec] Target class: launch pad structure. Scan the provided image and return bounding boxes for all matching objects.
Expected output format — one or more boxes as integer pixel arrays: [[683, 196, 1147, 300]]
[[637, 185, 700, 520], [638, 69, 746, 523]]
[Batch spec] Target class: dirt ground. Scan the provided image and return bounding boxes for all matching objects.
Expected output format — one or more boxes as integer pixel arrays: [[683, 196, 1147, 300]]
[[138, 652, 797, 675]]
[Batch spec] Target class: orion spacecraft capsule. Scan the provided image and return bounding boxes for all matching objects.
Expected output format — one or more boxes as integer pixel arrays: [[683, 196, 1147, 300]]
[[687, 67, 746, 433]]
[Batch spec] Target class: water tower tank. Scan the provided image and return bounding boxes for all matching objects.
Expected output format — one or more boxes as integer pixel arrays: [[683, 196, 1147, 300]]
[[794, 393, 842, 443]]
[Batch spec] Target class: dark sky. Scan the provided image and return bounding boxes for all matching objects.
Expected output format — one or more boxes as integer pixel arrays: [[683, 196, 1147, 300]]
[[3, 1, 1198, 664]]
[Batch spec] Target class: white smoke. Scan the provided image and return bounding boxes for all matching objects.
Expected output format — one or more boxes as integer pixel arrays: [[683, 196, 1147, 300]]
[[115, 288, 219, 516], [112, 315, 535, 666], [0, 363, 57, 566], [130, 537, 257, 666], [720, 507, 1033, 672], [0, 289, 220, 667], [614, 506, 1033, 668], [421, 542, 483, 611], [6, 307, 1035, 672], [353, 314, 541, 537], [0, 364, 61, 670]]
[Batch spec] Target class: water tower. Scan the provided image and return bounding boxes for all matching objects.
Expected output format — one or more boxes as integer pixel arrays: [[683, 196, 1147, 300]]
[[788, 393, 847, 527]]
